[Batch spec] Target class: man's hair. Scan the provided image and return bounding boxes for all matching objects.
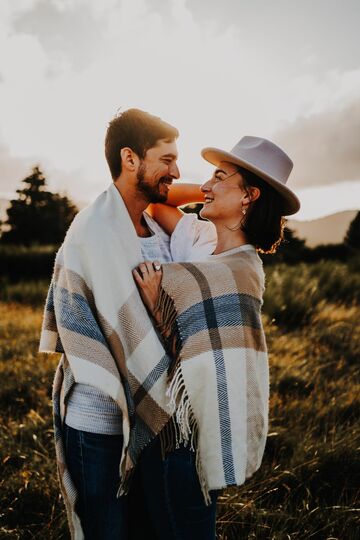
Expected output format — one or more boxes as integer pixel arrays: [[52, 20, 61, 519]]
[[238, 166, 286, 254], [105, 108, 179, 180]]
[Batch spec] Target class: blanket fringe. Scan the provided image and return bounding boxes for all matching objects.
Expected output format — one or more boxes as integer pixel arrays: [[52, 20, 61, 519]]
[[153, 287, 178, 337], [153, 287, 182, 378], [159, 416, 180, 456], [166, 365, 211, 505], [117, 462, 134, 498]]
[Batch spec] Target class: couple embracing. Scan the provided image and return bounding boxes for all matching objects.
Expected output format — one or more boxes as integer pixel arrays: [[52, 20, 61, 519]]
[[40, 108, 300, 539]]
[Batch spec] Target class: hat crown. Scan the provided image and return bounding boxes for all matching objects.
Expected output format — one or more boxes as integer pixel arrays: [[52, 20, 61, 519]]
[[230, 136, 293, 186]]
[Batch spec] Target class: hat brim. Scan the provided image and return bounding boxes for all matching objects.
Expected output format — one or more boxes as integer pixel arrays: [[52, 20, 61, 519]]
[[201, 147, 300, 216]]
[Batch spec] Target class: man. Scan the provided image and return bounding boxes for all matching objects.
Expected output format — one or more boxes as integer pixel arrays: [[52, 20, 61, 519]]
[[69, 109, 182, 537], [40, 108, 182, 539]]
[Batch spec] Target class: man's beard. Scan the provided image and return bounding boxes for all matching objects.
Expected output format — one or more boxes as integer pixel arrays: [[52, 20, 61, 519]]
[[136, 163, 169, 204]]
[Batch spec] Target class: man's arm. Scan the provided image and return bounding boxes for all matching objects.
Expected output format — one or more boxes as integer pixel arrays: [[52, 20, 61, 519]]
[[147, 183, 203, 236]]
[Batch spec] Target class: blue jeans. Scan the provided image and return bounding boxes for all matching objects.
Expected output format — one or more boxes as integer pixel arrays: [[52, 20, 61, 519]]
[[64, 424, 127, 539], [128, 436, 218, 540]]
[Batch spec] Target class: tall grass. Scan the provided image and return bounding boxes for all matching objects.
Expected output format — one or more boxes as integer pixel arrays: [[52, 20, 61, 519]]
[[0, 279, 49, 306], [263, 257, 360, 328], [0, 259, 359, 538]]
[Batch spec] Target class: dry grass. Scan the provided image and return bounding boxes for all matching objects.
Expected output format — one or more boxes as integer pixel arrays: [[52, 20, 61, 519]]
[[0, 304, 67, 539], [0, 260, 359, 539]]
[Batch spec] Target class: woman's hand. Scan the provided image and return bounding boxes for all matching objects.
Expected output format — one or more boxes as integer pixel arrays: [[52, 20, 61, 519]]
[[133, 260, 163, 315]]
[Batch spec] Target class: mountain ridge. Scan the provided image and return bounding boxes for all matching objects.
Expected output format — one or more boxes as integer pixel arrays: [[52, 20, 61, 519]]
[[287, 210, 356, 247]]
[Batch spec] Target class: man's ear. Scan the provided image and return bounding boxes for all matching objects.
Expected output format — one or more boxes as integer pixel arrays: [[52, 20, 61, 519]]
[[120, 147, 139, 172]]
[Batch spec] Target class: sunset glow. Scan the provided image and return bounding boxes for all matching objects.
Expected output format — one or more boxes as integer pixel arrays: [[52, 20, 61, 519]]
[[0, 0, 359, 220]]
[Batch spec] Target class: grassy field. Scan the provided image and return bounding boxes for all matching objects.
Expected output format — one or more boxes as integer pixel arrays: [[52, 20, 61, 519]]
[[0, 259, 359, 539]]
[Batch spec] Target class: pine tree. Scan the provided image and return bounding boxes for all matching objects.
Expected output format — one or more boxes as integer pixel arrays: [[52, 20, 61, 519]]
[[0, 166, 78, 245], [345, 211, 360, 250]]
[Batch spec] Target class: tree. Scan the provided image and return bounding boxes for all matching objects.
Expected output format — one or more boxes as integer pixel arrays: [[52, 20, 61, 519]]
[[0, 166, 78, 245], [345, 211, 360, 250]]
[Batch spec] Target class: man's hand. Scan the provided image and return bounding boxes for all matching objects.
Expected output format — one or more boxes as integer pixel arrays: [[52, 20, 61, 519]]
[[133, 260, 163, 315]]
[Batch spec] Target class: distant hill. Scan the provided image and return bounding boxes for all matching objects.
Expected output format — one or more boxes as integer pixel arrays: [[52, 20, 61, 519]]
[[288, 210, 357, 247]]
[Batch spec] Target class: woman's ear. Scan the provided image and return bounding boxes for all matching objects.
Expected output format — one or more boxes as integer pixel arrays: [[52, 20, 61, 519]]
[[249, 186, 261, 202], [243, 186, 260, 209], [120, 147, 139, 172]]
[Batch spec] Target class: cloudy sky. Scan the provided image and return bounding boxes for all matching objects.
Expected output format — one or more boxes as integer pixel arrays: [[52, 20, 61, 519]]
[[0, 0, 359, 220]]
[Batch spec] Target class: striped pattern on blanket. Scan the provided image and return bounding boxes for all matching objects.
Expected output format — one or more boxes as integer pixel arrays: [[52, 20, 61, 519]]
[[157, 250, 269, 501]]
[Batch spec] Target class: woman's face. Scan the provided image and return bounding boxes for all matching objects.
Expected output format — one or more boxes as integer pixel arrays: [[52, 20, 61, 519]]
[[200, 161, 248, 225]]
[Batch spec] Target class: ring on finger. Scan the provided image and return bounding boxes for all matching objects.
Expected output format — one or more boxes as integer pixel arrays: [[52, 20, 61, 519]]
[[153, 262, 162, 272]]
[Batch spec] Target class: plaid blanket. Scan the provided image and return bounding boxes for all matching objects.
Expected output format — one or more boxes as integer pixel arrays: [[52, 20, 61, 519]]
[[40, 182, 269, 537], [157, 250, 269, 502], [40, 184, 173, 539]]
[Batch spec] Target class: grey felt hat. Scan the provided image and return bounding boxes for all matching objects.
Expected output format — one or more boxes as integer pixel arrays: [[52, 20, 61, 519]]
[[201, 136, 300, 215]]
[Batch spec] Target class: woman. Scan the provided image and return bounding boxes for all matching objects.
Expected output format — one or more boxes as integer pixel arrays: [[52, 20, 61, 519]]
[[131, 136, 300, 540]]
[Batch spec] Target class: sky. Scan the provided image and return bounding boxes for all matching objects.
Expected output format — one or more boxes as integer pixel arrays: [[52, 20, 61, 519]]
[[0, 0, 359, 221]]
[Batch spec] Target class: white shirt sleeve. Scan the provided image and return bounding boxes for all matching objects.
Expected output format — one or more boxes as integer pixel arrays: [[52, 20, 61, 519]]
[[170, 213, 217, 262]]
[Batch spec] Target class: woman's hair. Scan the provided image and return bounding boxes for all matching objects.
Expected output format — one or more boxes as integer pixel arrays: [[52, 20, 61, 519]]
[[105, 108, 179, 180], [237, 166, 285, 254]]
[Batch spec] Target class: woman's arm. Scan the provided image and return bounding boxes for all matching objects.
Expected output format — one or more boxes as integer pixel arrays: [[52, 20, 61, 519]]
[[147, 183, 203, 236], [146, 204, 184, 236], [165, 183, 203, 207]]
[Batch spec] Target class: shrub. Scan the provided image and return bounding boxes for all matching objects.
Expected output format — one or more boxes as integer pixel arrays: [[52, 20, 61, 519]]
[[0, 245, 57, 281]]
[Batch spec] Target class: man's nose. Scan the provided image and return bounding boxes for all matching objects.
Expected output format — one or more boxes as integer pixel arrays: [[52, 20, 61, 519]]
[[170, 162, 180, 180]]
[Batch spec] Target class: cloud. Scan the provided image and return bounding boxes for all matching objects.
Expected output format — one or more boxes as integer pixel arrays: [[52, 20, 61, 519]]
[[275, 98, 360, 188], [0, 0, 359, 211], [1, 0, 294, 183], [184, 0, 360, 72], [13, 0, 106, 72]]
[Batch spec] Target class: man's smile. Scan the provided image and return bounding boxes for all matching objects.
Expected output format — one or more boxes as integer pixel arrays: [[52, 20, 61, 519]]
[[159, 177, 173, 188]]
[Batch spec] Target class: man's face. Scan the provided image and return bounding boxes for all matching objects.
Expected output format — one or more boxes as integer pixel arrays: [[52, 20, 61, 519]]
[[136, 139, 180, 203]]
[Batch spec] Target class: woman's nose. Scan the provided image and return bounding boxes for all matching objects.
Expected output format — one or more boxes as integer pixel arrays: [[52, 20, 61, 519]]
[[201, 178, 213, 192]]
